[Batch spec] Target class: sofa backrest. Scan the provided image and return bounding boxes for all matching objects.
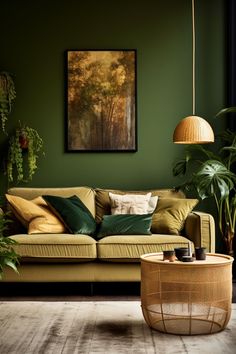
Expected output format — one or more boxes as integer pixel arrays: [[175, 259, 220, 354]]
[[7, 186, 96, 217], [6, 187, 186, 235], [95, 188, 185, 223]]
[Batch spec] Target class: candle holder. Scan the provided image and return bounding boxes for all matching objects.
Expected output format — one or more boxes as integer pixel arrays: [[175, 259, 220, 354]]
[[163, 250, 175, 262], [195, 247, 206, 260]]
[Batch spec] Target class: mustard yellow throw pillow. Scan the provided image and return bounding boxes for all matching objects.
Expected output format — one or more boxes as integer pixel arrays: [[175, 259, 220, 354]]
[[151, 198, 198, 235], [5, 194, 66, 234]]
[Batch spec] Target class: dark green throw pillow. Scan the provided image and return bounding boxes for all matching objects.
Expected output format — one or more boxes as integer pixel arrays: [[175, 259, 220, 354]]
[[97, 214, 153, 239], [43, 195, 96, 236]]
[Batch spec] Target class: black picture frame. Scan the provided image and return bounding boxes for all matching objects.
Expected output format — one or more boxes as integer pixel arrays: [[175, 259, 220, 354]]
[[65, 49, 137, 152]]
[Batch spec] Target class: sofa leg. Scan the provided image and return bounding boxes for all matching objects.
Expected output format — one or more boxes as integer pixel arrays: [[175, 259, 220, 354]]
[[90, 282, 94, 296]]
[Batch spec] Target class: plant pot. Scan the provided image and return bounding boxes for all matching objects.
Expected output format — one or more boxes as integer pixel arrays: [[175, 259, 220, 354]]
[[19, 135, 28, 150]]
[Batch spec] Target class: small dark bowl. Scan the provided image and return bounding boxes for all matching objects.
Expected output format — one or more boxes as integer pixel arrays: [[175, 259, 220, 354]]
[[182, 256, 194, 262], [174, 247, 189, 261]]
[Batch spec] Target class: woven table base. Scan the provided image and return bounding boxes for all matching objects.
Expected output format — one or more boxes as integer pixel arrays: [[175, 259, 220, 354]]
[[142, 303, 227, 335], [141, 253, 233, 335]]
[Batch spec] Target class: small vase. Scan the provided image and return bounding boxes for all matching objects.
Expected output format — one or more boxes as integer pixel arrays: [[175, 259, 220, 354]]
[[195, 247, 206, 260]]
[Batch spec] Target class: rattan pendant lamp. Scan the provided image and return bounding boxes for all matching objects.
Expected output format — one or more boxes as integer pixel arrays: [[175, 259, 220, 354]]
[[173, 0, 214, 144]]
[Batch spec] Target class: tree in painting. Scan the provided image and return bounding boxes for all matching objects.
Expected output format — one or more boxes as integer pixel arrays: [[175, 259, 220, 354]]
[[67, 51, 136, 151]]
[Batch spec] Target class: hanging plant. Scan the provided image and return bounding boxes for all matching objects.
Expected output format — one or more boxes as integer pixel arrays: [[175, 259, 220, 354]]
[[0, 72, 16, 133], [6, 123, 44, 183]]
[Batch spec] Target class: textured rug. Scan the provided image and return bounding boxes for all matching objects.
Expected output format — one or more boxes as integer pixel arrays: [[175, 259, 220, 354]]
[[0, 301, 235, 354]]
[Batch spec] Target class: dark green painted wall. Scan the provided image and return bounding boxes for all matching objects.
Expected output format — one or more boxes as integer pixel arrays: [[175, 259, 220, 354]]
[[0, 0, 225, 191]]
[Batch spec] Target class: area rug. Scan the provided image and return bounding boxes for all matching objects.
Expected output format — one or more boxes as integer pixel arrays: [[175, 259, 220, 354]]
[[0, 302, 235, 354]]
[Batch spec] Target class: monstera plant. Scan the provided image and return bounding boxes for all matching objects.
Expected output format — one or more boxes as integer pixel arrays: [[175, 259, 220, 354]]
[[173, 107, 236, 256]]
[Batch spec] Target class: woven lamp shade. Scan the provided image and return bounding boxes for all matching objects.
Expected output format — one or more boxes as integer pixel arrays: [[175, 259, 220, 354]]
[[173, 115, 214, 144]]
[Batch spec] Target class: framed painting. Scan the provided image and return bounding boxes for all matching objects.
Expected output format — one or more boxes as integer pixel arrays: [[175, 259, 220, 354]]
[[65, 50, 137, 152]]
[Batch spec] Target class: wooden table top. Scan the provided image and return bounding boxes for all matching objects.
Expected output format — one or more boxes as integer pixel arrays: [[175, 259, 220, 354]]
[[140, 252, 234, 266]]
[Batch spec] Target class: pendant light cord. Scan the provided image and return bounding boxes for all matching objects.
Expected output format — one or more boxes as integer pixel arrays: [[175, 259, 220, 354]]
[[173, 0, 214, 143], [192, 0, 195, 116]]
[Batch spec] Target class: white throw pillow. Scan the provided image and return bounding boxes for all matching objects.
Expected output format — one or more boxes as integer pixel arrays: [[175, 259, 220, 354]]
[[109, 192, 154, 215], [147, 196, 158, 213]]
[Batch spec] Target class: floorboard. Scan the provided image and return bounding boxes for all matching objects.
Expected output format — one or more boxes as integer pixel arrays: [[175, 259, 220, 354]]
[[0, 301, 235, 354]]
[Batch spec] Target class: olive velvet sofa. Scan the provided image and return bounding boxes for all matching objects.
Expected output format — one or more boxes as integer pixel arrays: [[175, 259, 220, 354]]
[[2, 186, 215, 283]]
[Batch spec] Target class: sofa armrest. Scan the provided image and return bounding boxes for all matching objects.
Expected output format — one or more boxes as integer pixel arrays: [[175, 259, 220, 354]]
[[184, 211, 215, 252]]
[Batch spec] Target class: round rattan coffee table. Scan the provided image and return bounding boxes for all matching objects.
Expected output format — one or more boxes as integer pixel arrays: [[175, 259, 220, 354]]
[[141, 252, 234, 335]]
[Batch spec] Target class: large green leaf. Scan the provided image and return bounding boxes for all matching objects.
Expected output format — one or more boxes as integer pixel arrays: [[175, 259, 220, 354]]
[[215, 107, 236, 117], [0, 210, 20, 279], [173, 159, 188, 177], [221, 146, 236, 165], [3, 259, 19, 273], [186, 144, 221, 161], [219, 129, 236, 144], [173, 145, 222, 178], [221, 146, 236, 152], [192, 160, 236, 200]]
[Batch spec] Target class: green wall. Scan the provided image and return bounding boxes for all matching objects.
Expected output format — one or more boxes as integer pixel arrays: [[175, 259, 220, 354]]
[[0, 0, 225, 191]]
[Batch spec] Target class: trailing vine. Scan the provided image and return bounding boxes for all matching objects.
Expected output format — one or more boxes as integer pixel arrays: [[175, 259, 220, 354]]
[[7, 124, 44, 183], [7, 129, 24, 182], [0, 72, 16, 133]]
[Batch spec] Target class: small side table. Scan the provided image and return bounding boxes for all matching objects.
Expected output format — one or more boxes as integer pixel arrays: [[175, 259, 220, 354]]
[[141, 252, 234, 335]]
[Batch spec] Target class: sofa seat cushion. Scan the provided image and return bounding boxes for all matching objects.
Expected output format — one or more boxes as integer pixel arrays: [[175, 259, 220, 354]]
[[97, 234, 193, 262], [9, 234, 97, 262]]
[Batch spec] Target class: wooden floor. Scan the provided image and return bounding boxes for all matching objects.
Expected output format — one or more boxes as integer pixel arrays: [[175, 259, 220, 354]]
[[0, 301, 235, 354], [0, 281, 235, 302]]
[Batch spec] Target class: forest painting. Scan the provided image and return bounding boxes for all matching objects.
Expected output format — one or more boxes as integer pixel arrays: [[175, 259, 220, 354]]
[[66, 50, 136, 151]]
